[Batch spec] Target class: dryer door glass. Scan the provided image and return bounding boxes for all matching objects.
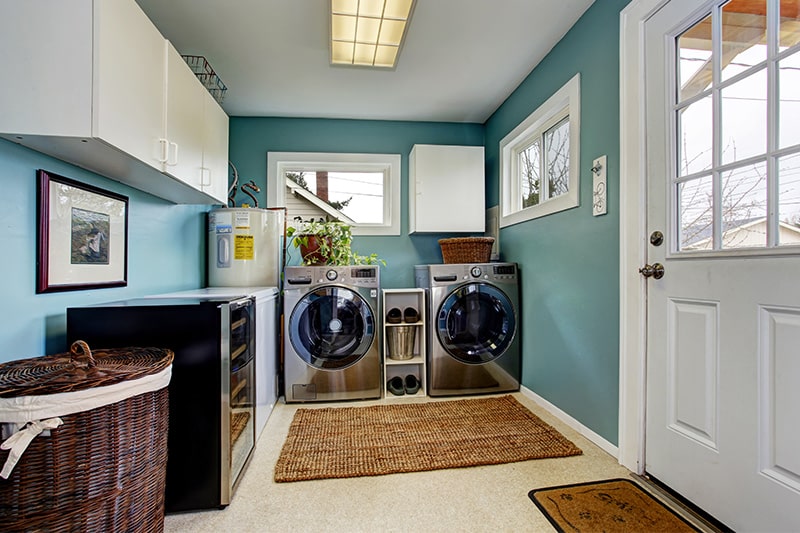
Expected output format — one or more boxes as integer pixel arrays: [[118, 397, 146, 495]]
[[289, 286, 375, 369], [436, 283, 516, 364]]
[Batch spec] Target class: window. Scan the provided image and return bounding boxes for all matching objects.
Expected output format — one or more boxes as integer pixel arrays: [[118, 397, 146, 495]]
[[267, 152, 401, 236], [499, 74, 580, 227], [673, 0, 800, 253]]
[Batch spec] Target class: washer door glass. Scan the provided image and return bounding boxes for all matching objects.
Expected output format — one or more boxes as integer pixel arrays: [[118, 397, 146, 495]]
[[289, 286, 375, 370], [436, 283, 516, 364]]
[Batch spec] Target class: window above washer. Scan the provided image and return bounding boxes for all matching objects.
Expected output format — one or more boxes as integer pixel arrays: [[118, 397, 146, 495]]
[[267, 152, 401, 236], [499, 74, 581, 227]]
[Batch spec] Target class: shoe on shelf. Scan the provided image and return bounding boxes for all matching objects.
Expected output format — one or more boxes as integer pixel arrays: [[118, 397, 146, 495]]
[[388, 376, 405, 396], [386, 308, 402, 324], [403, 307, 420, 323], [404, 374, 421, 395]]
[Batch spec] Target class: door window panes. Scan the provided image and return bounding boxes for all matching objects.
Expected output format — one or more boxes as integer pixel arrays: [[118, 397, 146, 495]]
[[780, 1, 800, 50], [678, 96, 713, 176], [779, 50, 800, 149], [779, 153, 800, 245], [679, 175, 713, 250], [721, 68, 767, 165], [721, 0, 767, 81], [672, 0, 800, 253], [721, 161, 768, 249], [678, 14, 713, 101]]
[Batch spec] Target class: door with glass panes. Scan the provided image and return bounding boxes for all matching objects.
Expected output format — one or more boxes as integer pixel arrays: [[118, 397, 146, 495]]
[[644, 1, 800, 530]]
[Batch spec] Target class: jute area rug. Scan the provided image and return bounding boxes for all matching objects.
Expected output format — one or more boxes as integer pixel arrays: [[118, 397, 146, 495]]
[[274, 394, 582, 483], [528, 479, 700, 532]]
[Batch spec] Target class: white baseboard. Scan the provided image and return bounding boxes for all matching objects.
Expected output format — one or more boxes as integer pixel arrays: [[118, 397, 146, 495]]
[[519, 385, 619, 460]]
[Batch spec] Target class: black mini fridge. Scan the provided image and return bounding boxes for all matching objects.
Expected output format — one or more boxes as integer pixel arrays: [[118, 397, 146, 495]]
[[67, 296, 256, 513]]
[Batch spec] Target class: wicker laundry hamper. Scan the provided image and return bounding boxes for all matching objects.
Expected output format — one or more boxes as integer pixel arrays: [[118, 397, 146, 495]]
[[0, 340, 173, 533], [438, 237, 495, 264]]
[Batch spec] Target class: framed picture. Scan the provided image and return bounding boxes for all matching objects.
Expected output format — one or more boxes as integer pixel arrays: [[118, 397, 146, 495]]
[[36, 169, 129, 293]]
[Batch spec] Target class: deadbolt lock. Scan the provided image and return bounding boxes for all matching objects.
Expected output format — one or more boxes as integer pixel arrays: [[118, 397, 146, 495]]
[[650, 231, 664, 246]]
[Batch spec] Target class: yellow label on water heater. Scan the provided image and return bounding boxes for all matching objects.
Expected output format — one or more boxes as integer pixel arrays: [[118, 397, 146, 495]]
[[234, 234, 254, 260]]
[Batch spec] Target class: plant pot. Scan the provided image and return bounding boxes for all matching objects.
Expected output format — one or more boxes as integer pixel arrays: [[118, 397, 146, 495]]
[[299, 234, 332, 265]]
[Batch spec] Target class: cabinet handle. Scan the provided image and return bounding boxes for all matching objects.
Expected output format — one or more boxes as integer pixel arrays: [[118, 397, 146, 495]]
[[166, 142, 179, 166], [157, 138, 169, 163], [200, 167, 211, 187]]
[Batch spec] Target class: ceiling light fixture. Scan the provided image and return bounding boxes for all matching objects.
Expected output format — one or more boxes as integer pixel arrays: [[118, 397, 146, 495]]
[[330, 0, 415, 69]]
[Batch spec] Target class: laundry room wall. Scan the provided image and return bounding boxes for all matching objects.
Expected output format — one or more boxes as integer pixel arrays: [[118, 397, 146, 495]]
[[484, 0, 629, 446], [0, 139, 210, 362], [228, 117, 485, 288]]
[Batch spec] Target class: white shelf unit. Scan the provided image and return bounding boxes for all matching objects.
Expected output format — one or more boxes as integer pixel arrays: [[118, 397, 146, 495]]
[[382, 288, 426, 399]]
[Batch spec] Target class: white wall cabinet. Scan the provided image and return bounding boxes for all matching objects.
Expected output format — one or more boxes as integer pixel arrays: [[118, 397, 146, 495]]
[[0, 0, 228, 205], [408, 144, 486, 233], [382, 289, 426, 399]]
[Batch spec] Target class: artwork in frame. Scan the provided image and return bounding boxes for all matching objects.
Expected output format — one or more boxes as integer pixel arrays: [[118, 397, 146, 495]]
[[36, 169, 129, 293]]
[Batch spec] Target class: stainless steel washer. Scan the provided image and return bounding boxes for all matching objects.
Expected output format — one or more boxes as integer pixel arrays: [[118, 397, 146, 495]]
[[283, 265, 381, 402], [415, 263, 521, 396]]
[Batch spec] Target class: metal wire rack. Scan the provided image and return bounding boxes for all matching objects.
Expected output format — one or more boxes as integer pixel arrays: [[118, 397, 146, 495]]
[[181, 54, 227, 105]]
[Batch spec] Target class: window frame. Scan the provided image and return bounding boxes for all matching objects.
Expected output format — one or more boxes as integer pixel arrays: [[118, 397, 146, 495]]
[[499, 73, 581, 228], [267, 152, 401, 236]]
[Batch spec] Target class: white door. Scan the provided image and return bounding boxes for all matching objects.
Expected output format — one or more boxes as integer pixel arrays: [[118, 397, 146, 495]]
[[644, 1, 800, 531]]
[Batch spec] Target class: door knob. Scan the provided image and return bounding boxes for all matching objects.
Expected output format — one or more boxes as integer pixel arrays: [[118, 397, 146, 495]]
[[639, 263, 664, 279]]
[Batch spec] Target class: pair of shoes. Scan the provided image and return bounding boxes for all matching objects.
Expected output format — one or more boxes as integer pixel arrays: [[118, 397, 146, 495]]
[[387, 375, 421, 396], [386, 308, 402, 324], [403, 307, 420, 323]]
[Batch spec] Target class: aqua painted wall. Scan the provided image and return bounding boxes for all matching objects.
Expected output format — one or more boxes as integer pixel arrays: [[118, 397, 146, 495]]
[[228, 117, 484, 288], [0, 139, 210, 362], [485, 0, 628, 444], [0, 1, 628, 445]]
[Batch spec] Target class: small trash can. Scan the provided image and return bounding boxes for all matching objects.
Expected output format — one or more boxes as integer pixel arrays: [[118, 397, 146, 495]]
[[387, 326, 416, 360], [0, 341, 173, 533]]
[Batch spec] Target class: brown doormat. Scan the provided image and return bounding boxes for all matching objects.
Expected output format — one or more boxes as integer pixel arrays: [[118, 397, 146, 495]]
[[274, 395, 582, 482], [529, 479, 700, 532]]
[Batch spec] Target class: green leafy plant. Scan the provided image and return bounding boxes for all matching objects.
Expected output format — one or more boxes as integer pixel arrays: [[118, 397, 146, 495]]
[[287, 217, 385, 266]]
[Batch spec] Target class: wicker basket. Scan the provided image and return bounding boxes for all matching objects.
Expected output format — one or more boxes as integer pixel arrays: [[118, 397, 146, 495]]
[[438, 237, 495, 264], [0, 341, 173, 533]]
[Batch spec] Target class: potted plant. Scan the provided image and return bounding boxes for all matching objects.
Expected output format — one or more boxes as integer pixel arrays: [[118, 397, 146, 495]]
[[287, 217, 385, 266]]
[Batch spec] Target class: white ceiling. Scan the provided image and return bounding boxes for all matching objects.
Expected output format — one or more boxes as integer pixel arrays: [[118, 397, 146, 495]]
[[135, 0, 595, 123]]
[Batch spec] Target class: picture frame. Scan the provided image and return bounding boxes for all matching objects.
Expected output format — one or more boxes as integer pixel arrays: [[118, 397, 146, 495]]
[[36, 169, 129, 293]]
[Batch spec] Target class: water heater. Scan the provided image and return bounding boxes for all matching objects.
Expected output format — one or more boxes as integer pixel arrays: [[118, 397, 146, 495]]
[[208, 208, 283, 287]]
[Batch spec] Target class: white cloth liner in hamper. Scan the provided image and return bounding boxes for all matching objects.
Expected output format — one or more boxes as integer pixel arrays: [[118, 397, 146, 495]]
[[0, 366, 172, 479]]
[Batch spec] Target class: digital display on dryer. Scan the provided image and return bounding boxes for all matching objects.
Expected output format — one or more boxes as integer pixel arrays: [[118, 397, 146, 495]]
[[351, 268, 376, 278]]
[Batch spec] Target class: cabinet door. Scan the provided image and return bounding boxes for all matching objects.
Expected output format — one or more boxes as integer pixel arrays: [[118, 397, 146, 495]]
[[202, 90, 230, 204], [93, 0, 165, 170], [409, 145, 485, 233], [0, 0, 93, 136], [164, 42, 206, 189]]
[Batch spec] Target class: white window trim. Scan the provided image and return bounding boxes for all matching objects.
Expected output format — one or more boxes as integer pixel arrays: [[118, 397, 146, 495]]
[[499, 73, 581, 228], [267, 151, 401, 236]]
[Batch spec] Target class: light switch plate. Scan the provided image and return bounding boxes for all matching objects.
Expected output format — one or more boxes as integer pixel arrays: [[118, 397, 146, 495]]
[[592, 155, 607, 217]]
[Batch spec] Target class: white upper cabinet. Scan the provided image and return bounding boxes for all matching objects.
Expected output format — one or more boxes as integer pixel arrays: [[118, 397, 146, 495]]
[[408, 144, 486, 233], [202, 90, 231, 204], [0, 0, 228, 205], [164, 42, 207, 191]]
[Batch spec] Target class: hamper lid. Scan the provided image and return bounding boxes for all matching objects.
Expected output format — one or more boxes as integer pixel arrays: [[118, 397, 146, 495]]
[[0, 340, 174, 398]]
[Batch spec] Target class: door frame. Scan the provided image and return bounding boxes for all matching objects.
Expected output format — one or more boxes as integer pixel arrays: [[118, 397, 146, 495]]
[[618, 0, 670, 474]]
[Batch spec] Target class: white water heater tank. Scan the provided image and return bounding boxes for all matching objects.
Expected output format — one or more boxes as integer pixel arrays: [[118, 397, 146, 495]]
[[208, 208, 283, 287]]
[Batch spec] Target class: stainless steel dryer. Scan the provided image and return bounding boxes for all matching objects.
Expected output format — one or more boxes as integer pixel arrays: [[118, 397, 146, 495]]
[[283, 265, 381, 402], [415, 263, 521, 396]]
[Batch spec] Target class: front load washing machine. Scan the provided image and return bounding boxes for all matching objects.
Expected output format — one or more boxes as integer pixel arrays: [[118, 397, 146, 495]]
[[283, 265, 381, 402], [415, 263, 521, 396]]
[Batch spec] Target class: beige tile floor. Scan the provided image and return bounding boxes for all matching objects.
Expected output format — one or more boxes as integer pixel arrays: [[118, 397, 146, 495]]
[[163, 392, 704, 532]]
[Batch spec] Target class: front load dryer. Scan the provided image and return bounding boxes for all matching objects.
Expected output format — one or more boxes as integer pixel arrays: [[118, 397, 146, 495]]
[[283, 265, 381, 402], [415, 262, 521, 396]]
